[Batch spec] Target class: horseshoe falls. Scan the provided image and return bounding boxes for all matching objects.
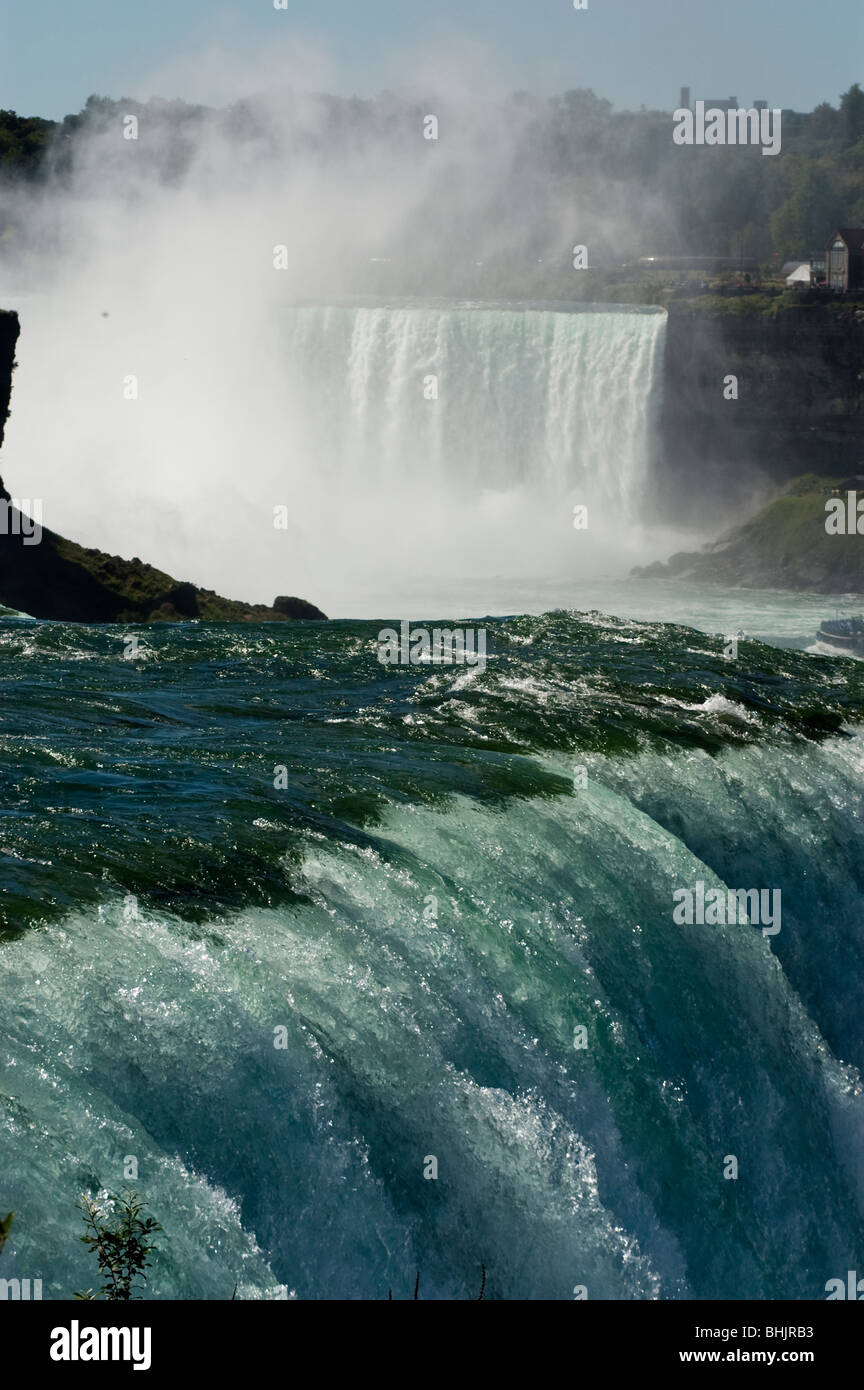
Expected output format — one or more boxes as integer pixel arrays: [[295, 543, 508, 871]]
[[277, 303, 665, 507], [2, 614, 864, 1300], [3, 303, 668, 616], [265, 303, 668, 611]]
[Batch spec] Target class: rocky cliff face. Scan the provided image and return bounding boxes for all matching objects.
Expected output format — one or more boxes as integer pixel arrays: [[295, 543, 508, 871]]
[[655, 300, 864, 525], [0, 310, 20, 451], [0, 308, 327, 622]]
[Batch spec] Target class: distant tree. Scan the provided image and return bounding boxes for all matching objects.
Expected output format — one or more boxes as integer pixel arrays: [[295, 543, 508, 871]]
[[1, 81, 864, 282], [770, 162, 844, 259], [807, 101, 841, 142], [839, 83, 864, 144], [0, 110, 55, 178]]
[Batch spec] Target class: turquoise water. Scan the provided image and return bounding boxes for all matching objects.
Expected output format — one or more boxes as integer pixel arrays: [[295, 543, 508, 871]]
[[2, 608, 864, 1299]]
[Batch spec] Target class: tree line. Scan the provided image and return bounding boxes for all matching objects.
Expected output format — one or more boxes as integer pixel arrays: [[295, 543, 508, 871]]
[[2, 83, 863, 270]]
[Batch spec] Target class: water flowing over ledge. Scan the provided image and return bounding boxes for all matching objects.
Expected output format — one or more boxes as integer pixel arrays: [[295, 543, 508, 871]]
[[3, 301, 667, 614], [2, 611, 864, 1299]]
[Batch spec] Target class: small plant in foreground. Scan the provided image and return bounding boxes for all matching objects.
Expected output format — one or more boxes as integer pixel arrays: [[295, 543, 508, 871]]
[[387, 1264, 486, 1299], [74, 1189, 161, 1301]]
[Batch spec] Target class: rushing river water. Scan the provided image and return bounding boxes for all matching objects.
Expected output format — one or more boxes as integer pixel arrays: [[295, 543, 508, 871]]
[[2, 603, 864, 1299]]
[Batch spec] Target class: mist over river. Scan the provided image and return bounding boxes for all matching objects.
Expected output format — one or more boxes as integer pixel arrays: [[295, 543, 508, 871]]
[[0, 300, 676, 616]]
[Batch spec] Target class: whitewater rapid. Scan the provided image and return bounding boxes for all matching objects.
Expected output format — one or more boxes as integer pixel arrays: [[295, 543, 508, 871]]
[[2, 611, 864, 1298]]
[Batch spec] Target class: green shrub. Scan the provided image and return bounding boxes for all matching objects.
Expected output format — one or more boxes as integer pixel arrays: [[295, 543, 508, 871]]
[[74, 1190, 161, 1301]]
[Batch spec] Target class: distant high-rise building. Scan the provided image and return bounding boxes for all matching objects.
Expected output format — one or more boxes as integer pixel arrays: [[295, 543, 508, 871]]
[[679, 87, 691, 111]]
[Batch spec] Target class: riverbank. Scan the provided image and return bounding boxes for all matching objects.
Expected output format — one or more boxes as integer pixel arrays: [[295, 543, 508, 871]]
[[633, 474, 864, 595]]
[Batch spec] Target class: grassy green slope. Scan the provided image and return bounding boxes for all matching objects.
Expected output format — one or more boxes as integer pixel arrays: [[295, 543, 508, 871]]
[[635, 475, 864, 593]]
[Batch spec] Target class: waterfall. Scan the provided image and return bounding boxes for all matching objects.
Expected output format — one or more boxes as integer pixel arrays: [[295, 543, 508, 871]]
[[279, 303, 666, 512], [4, 297, 667, 614], [259, 302, 668, 610]]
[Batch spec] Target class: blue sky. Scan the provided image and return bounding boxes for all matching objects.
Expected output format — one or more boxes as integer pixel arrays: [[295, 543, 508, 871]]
[[1, 0, 861, 120]]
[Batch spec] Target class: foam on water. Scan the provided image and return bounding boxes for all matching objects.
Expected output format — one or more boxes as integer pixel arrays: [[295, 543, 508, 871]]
[[3, 732, 864, 1298], [3, 609, 864, 1297]]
